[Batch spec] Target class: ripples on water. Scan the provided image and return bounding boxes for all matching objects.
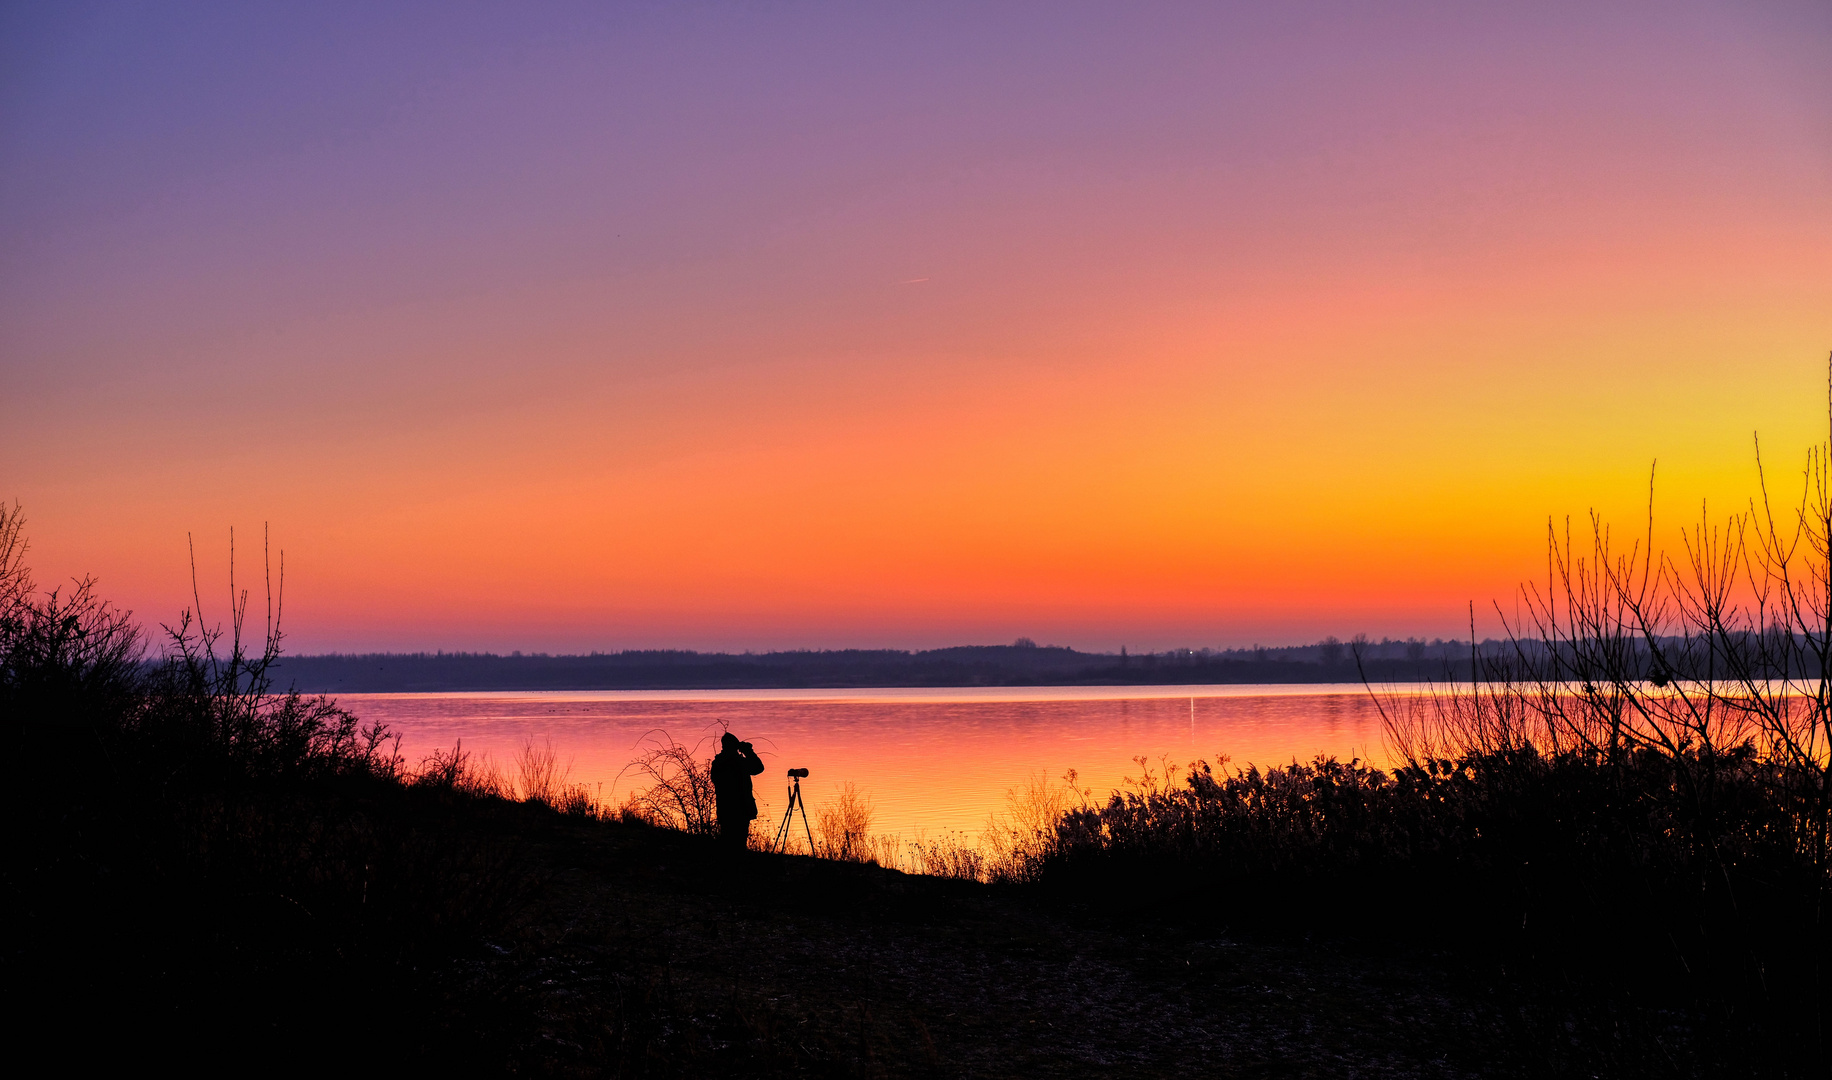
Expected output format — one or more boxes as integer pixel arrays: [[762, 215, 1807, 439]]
[[342, 685, 1399, 843]]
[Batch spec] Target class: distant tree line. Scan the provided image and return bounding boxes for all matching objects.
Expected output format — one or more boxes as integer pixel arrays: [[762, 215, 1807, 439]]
[[270, 637, 1525, 693]]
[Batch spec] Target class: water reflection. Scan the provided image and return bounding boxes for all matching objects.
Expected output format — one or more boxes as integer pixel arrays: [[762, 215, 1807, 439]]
[[343, 684, 1400, 842]]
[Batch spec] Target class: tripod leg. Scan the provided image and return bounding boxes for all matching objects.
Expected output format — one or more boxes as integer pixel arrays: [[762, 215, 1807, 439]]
[[797, 786, 816, 855], [788, 789, 797, 853], [775, 794, 794, 852]]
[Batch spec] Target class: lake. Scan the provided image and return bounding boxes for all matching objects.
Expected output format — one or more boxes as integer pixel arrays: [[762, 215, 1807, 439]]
[[342, 684, 1404, 847]]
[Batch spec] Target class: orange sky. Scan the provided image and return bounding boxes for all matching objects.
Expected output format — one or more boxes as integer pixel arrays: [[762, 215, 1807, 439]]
[[4, 3, 1829, 652]]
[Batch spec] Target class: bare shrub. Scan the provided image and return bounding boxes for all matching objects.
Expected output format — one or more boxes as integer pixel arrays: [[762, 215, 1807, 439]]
[[415, 740, 510, 798], [148, 526, 399, 779], [617, 730, 719, 836], [2, 513, 399, 781], [1362, 365, 1832, 887], [0, 501, 28, 612], [1, 502, 146, 730]]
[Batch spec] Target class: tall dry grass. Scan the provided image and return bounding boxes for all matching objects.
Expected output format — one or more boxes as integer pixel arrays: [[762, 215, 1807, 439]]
[[904, 834, 986, 880], [802, 782, 895, 864], [814, 782, 876, 861]]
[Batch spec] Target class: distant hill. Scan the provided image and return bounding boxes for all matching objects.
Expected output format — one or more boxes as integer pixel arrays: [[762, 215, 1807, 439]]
[[271, 639, 1477, 692]]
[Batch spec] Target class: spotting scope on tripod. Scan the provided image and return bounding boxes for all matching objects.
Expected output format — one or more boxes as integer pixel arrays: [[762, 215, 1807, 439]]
[[773, 767, 815, 854]]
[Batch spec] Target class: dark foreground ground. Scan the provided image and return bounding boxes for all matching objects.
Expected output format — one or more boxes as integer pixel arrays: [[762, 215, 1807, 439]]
[[15, 789, 1710, 1078], [415, 817, 1633, 1079]]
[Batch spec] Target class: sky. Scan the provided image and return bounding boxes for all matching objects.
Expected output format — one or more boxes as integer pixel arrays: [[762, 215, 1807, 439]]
[[3, 1, 1829, 654]]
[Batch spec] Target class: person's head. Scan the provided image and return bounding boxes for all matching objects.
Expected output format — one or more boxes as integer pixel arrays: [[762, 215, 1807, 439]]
[[721, 731, 739, 751]]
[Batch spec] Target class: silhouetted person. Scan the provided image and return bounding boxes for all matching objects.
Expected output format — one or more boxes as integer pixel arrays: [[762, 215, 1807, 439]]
[[710, 731, 765, 851]]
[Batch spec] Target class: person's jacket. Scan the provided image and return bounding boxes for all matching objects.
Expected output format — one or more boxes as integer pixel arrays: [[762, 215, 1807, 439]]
[[710, 744, 766, 821]]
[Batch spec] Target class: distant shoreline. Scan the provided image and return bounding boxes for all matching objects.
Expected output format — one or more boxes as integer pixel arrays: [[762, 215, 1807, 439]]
[[321, 683, 1411, 701], [272, 642, 1470, 693]]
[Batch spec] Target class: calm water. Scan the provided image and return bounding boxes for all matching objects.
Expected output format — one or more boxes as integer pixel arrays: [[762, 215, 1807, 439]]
[[344, 685, 1403, 844]]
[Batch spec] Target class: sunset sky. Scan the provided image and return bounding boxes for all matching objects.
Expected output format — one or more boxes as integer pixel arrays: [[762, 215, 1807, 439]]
[[4, 1, 1829, 654]]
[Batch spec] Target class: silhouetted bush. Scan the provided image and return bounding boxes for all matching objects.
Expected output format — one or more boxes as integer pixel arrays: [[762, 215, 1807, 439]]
[[1026, 381, 1832, 1075], [616, 730, 723, 836], [3, 512, 538, 1069]]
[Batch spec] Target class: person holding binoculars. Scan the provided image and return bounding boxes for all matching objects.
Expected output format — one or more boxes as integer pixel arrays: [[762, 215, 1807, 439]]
[[710, 731, 766, 850]]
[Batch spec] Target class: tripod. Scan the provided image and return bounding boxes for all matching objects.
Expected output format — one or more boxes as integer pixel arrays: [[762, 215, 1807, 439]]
[[773, 770, 816, 854]]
